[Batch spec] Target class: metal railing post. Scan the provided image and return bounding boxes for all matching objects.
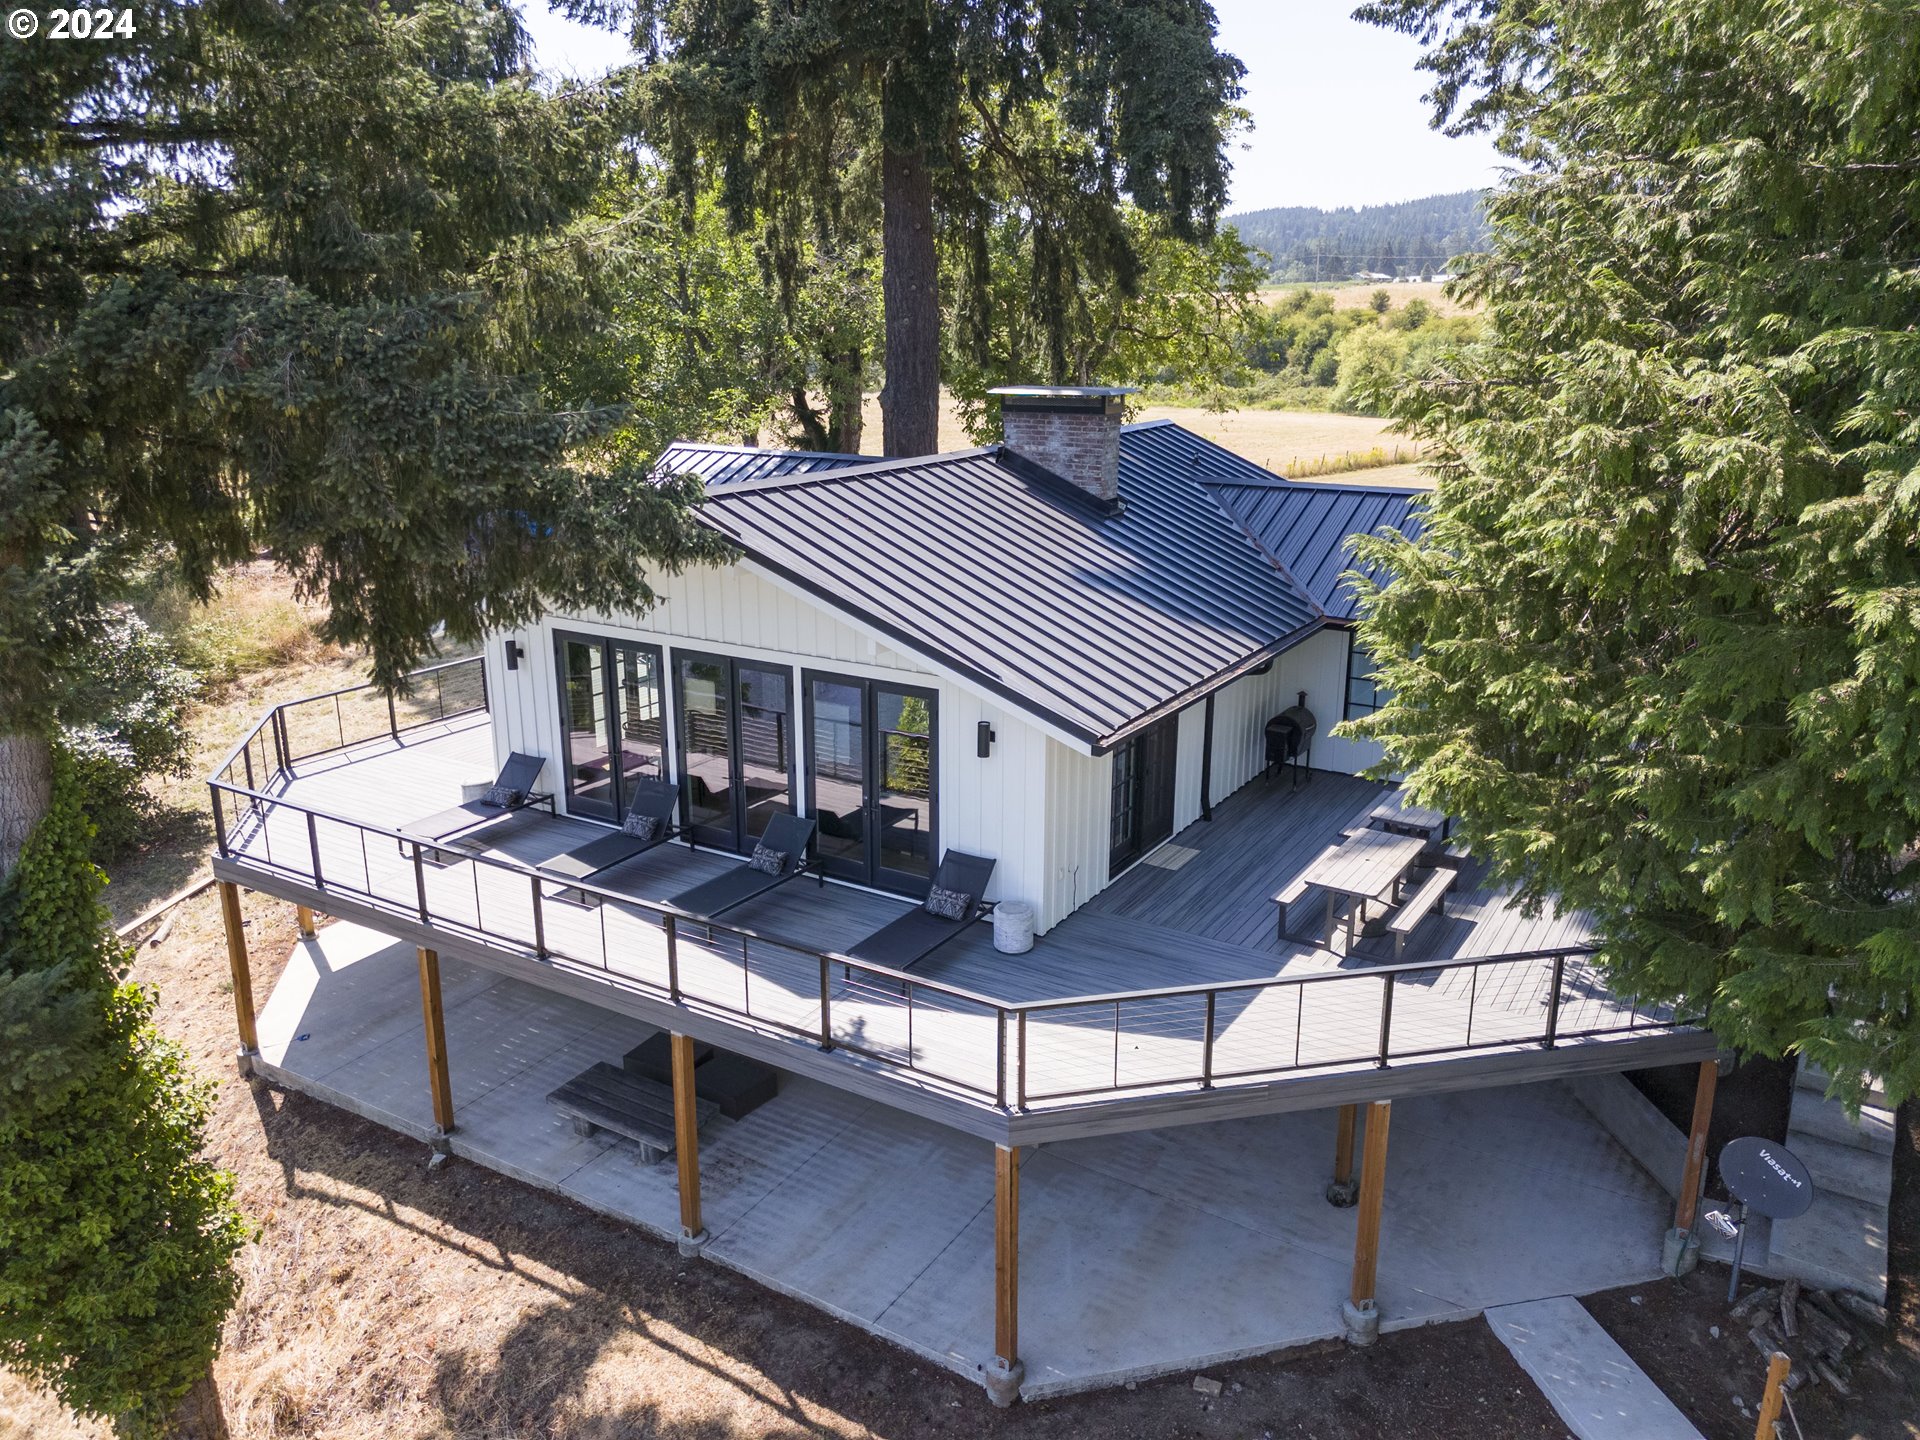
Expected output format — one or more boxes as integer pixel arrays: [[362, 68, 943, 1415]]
[[665, 914, 681, 1000], [1376, 974, 1396, 1068], [387, 689, 399, 739], [1544, 952, 1566, 1047], [210, 785, 228, 857], [306, 811, 323, 889], [530, 874, 546, 958], [1017, 1010, 1029, 1109], [1201, 990, 1218, 1089], [995, 1009, 1008, 1108], [412, 843, 430, 924], [817, 954, 834, 1050]]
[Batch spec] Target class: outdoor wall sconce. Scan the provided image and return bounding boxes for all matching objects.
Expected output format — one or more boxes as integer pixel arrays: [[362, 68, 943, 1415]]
[[977, 720, 996, 758], [504, 639, 523, 671]]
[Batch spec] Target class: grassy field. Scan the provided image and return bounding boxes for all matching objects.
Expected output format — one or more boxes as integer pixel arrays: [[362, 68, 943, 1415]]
[[1262, 279, 1473, 317]]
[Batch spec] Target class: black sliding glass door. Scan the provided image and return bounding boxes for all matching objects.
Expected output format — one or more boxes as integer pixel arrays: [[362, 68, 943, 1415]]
[[555, 632, 666, 823], [673, 652, 795, 852], [805, 672, 937, 895], [1109, 715, 1177, 877]]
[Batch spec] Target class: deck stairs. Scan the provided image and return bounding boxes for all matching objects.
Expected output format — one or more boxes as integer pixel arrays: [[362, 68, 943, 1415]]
[[1762, 1062, 1894, 1303]]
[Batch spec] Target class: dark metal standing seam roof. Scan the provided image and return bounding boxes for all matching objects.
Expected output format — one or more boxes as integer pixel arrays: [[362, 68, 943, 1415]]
[[657, 440, 867, 486], [691, 446, 1324, 749], [1201, 477, 1428, 621]]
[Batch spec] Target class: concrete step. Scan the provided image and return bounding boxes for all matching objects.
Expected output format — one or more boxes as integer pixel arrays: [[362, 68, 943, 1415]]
[[1766, 1189, 1889, 1303], [1485, 1297, 1702, 1440], [1796, 1061, 1889, 1109], [1784, 1130, 1893, 1208], [1788, 1092, 1895, 1156]]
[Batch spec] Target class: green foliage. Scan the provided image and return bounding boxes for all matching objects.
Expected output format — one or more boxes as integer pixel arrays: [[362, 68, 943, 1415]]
[[1349, 0, 1920, 1108], [0, 751, 248, 1432], [1, 0, 734, 724], [53, 608, 198, 858]]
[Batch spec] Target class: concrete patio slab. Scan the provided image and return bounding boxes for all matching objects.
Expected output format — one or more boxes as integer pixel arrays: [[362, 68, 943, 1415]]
[[1486, 1296, 1702, 1440], [251, 921, 1681, 1400]]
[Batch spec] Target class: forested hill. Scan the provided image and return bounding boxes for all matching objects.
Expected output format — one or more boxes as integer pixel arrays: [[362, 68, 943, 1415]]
[[1227, 191, 1489, 281]]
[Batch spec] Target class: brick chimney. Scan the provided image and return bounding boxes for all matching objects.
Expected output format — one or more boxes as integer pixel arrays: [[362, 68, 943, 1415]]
[[989, 385, 1137, 503]]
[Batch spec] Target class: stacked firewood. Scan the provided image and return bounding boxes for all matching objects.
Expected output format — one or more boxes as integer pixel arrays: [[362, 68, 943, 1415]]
[[1729, 1277, 1889, 1398]]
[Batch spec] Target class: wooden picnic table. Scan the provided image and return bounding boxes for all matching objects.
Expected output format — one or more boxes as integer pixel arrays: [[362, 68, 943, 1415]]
[[1368, 790, 1451, 840], [1299, 827, 1432, 947]]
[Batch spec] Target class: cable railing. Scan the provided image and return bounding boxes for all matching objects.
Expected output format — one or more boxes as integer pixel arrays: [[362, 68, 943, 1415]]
[[209, 680, 1698, 1115]]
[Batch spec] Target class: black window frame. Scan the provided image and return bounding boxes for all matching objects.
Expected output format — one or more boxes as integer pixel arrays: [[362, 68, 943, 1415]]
[[1345, 632, 1389, 720]]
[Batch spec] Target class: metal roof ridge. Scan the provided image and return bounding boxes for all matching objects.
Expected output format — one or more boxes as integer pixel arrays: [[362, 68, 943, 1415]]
[[695, 446, 1003, 497], [1201, 473, 1428, 498], [660, 440, 866, 461]]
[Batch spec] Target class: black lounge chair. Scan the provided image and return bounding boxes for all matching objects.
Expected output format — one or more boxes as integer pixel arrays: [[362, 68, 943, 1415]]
[[668, 813, 818, 920], [847, 851, 998, 973], [402, 752, 547, 846], [539, 779, 686, 900]]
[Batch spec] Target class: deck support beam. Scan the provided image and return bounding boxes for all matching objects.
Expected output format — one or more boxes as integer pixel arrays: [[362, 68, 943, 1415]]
[[671, 1031, 708, 1256], [218, 881, 259, 1075], [1664, 1057, 1719, 1276], [1343, 1099, 1391, 1344], [1326, 1103, 1360, 1206], [295, 904, 316, 938], [986, 1143, 1024, 1406], [417, 946, 455, 1145]]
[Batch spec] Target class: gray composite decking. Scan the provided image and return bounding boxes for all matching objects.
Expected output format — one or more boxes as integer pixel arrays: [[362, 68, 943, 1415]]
[[214, 716, 1707, 1142]]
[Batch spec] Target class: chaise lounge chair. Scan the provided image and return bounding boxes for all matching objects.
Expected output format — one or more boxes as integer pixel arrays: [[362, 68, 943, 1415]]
[[538, 778, 686, 901], [668, 813, 819, 921], [401, 752, 547, 847], [846, 851, 998, 973]]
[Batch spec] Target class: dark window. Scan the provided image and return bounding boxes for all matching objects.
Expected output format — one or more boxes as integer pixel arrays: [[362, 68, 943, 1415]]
[[1346, 639, 1390, 719]]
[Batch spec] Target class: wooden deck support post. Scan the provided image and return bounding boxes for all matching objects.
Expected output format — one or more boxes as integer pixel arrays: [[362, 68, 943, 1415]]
[[295, 904, 316, 938], [986, 1143, 1024, 1407], [1327, 1103, 1360, 1206], [671, 1032, 709, 1257], [1664, 1056, 1719, 1276], [417, 946, 455, 1146], [1343, 1100, 1391, 1345], [218, 881, 259, 1075]]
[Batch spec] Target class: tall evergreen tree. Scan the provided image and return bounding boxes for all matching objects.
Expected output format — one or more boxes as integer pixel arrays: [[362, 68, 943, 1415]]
[[1346, 1, 1920, 1113], [610, 0, 1244, 455], [0, 0, 733, 868]]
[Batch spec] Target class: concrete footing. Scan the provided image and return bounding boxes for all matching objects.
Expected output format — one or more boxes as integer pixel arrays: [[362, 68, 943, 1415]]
[[1341, 1298, 1380, 1346], [235, 1046, 257, 1079], [1324, 1179, 1359, 1207], [677, 1227, 711, 1260], [429, 1127, 453, 1157], [983, 1357, 1025, 1408], [1660, 1226, 1698, 1278]]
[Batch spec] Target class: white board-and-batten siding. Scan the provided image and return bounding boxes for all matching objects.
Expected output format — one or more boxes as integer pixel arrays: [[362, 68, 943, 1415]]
[[481, 559, 1390, 938]]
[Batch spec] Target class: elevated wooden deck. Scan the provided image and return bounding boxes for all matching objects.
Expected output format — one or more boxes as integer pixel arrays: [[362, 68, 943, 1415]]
[[213, 716, 1710, 1143]]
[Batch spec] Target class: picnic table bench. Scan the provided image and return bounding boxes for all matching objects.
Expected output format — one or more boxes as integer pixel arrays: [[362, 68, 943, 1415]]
[[546, 1062, 718, 1162]]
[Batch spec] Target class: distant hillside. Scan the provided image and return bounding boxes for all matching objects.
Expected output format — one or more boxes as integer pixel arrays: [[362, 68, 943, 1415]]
[[1227, 191, 1489, 282]]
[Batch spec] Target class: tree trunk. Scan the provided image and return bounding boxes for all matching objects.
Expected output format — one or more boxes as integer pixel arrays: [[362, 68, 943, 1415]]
[[879, 145, 939, 458], [1889, 1096, 1918, 1344], [162, 1366, 229, 1439], [0, 732, 52, 884], [827, 347, 864, 453]]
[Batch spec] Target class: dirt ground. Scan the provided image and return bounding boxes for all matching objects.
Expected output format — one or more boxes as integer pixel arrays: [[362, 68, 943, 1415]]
[[1587, 1271, 1920, 1440]]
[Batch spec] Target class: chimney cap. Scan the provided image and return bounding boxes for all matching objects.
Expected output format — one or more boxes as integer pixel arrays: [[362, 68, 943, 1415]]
[[989, 384, 1139, 401]]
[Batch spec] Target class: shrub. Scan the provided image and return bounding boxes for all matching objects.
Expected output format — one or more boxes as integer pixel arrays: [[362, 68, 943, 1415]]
[[54, 608, 198, 857], [0, 750, 248, 1434]]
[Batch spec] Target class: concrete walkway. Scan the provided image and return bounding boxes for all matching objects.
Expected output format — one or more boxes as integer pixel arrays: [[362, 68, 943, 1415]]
[[1486, 1297, 1702, 1440], [253, 923, 1679, 1400]]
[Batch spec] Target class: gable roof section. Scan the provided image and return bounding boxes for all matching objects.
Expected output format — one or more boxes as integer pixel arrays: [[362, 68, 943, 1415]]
[[1201, 477, 1427, 620], [694, 446, 1323, 749], [657, 440, 867, 487]]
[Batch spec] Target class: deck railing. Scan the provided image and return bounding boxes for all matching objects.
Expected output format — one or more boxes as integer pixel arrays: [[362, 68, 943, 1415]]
[[209, 693, 1696, 1114]]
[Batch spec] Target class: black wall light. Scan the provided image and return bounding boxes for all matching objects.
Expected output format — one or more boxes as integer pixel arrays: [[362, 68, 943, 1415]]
[[977, 720, 996, 758], [504, 639, 524, 671]]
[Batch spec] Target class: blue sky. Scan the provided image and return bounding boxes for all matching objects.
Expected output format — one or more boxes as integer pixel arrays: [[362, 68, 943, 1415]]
[[517, 0, 1504, 213]]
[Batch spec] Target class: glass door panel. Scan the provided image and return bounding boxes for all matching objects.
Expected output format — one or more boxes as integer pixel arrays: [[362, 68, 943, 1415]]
[[874, 686, 936, 890], [736, 665, 793, 844], [611, 643, 665, 806], [808, 678, 867, 880], [676, 654, 735, 847], [559, 638, 616, 821]]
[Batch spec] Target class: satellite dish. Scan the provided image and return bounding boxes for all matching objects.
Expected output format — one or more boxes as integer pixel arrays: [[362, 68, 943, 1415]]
[[1719, 1137, 1815, 1220]]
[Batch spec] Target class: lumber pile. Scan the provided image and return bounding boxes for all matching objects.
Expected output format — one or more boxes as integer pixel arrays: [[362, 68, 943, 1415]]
[[1728, 1279, 1888, 1400]]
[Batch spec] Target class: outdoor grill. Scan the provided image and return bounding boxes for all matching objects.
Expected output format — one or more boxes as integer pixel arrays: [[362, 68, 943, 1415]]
[[1266, 693, 1316, 788]]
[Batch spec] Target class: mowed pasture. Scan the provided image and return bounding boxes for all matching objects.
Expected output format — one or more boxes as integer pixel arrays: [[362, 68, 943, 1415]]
[[1263, 279, 1474, 316]]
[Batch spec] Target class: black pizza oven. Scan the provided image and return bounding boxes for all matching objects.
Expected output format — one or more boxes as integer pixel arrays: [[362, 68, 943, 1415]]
[[1266, 692, 1317, 786]]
